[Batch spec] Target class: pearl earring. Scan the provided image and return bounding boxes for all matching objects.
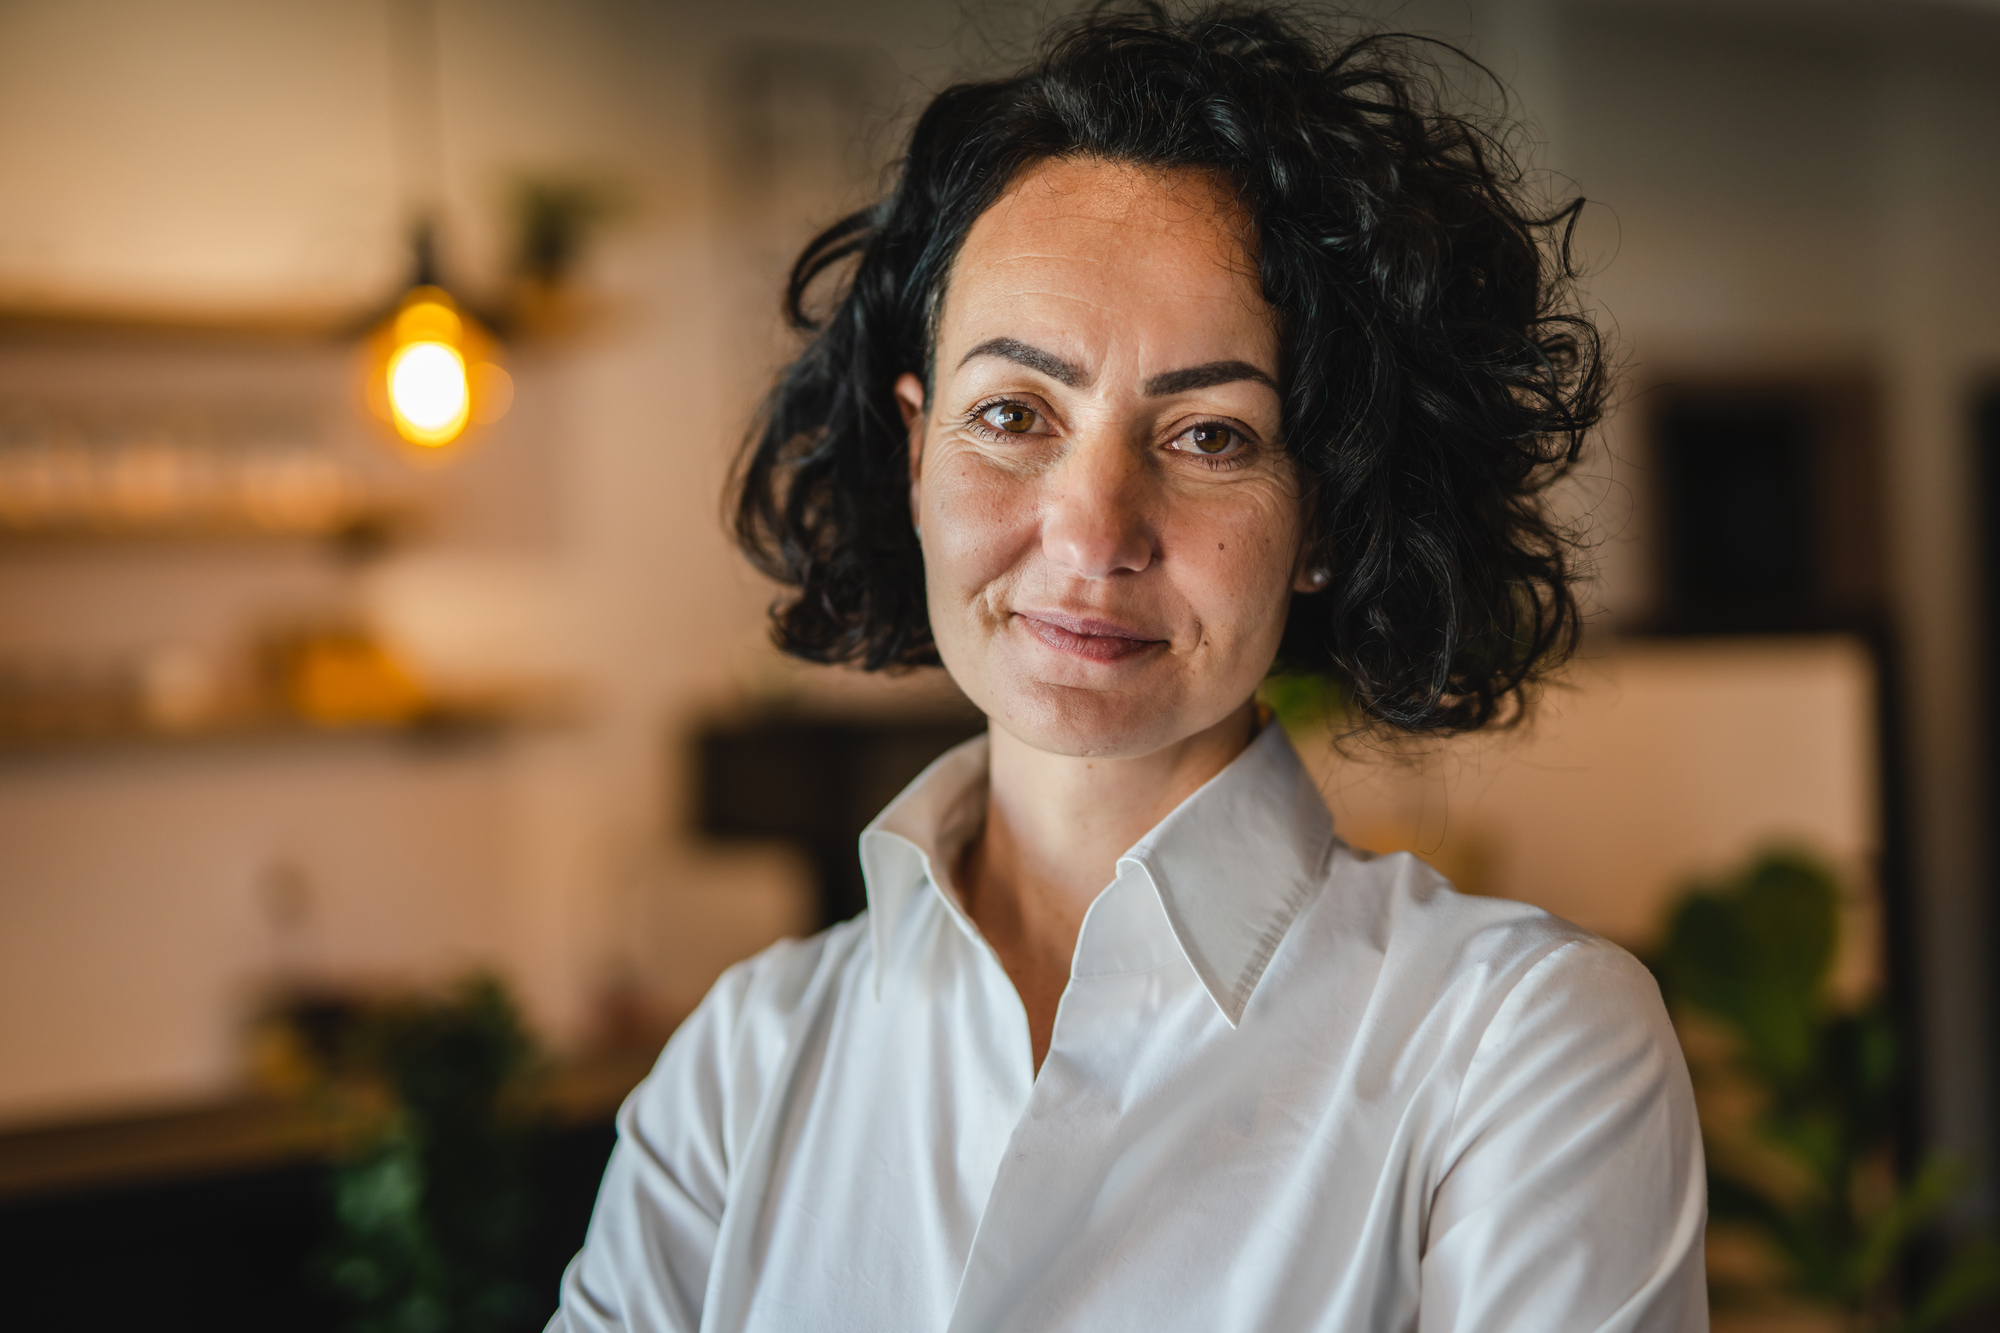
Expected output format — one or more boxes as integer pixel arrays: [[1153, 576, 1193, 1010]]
[[1306, 568, 1330, 589]]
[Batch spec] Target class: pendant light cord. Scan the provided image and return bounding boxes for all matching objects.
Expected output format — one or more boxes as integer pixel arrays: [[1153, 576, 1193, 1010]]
[[388, 0, 445, 286]]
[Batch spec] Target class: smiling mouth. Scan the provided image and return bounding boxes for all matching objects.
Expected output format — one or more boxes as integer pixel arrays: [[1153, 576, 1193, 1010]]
[[1015, 611, 1167, 664]]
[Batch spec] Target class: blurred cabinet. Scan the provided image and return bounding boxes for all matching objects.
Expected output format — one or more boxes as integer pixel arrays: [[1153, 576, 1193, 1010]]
[[695, 709, 985, 927], [1647, 375, 1886, 633]]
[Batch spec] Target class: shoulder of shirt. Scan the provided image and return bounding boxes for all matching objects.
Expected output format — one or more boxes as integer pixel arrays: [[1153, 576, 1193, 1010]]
[[1286, 847, 1678, 1122], [1303, 842, 1661, 1012], [702, 912, 873, 1025], [660, 913, 876, 1076]]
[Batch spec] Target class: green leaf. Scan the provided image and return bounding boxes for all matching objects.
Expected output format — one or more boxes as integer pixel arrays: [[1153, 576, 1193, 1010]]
[[1736, 856, 1837, 1000], [315, 971, 544, 1333], [1708, 1170, 1844, 1299], [1659, 853, 1839, 1084], [1853, 1156, 1966, 1295], [1900, 1234, 2000, 1333], [1822, 1007, 1901, 1146]]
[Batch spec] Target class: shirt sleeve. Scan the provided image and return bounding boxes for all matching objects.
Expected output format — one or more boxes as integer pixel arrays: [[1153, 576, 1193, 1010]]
[[545, 963, 755, 1333], [1418, 937, 1708, 1333]]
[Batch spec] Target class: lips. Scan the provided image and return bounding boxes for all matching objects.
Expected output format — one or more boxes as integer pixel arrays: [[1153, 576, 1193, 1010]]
[[1014, 610, 1166, 664]]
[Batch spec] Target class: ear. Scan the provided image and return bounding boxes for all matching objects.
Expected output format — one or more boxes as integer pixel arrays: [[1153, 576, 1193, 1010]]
[[894, 372, 927, 523]]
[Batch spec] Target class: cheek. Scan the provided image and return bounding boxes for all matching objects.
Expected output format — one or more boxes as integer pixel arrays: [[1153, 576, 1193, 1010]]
[[1176, 492, 1302, 643], [921, 448, 1039, 592]]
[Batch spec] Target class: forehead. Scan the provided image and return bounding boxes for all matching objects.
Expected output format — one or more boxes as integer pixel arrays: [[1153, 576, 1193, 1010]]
[[940, 158, 1274, 361]]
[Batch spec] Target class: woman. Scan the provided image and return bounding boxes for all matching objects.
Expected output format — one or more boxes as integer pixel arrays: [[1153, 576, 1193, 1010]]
[[553, 7, 1704, 1331]]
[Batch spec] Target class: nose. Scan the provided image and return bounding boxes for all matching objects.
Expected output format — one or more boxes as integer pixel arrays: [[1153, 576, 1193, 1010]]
[[1039, 433, 1156, 580]]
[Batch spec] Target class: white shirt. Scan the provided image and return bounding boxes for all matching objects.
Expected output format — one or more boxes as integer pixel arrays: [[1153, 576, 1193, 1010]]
[[551, 722, 1707, 1333]]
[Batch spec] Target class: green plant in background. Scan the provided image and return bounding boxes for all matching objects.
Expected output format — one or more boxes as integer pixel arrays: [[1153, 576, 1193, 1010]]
[[1257, 671, 1350, 736], [511, 177, 624, 288], [1651, 852, 2000, 1331], [316, 974, 545, 1333]]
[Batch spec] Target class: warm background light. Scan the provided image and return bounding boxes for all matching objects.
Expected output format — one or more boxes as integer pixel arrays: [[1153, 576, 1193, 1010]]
[[388, 339, 469, 444], [367, 288, 502, 451]]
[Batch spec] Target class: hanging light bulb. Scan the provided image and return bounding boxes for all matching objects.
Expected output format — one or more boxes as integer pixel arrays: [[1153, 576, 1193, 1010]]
[[362, 251, 511, 455], [385, 292, 469, 445], [361, 3, 510, 459]]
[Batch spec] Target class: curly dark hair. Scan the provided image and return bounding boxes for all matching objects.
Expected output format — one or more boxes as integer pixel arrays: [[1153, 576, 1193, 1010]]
[[732, 2, 1605, 733]]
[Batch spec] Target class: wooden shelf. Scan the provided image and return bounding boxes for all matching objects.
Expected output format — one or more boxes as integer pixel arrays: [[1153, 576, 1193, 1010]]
[[0, 301, 368, 346], [0, 1046, 661, 1201], [0, 692, 577, 758], [0, 512, 413, 550]]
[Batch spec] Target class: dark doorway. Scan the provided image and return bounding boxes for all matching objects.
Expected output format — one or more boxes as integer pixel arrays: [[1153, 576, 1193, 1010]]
[[1976, 385, 2000, 1181], [1649, 380, 1885, 633]]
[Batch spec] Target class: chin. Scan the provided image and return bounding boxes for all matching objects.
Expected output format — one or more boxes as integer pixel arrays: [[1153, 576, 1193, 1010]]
[[987, 677, 1194, 759]]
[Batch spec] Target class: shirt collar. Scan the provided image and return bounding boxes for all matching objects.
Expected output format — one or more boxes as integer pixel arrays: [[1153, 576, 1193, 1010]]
[[1117, 721, 1335, 1024], [858, 721, 1335, 1027], [859, 734, 992, 987]]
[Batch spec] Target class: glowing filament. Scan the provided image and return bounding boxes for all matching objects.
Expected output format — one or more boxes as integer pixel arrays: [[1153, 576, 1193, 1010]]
[[388, 339, 470, 447]]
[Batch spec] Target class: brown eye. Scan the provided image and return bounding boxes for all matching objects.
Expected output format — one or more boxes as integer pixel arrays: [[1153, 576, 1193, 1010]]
[[982, 402, 1038, 434], [1189, 424, 1234, 454]]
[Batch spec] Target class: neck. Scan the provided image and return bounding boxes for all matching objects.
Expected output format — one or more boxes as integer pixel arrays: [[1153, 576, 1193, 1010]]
[[957, 700, 1259, 1072], [960, 701, 1259, 966]]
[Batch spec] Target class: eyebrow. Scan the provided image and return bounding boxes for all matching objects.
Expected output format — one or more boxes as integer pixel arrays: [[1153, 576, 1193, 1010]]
[[958, 337, 1088, 388], [957, 338, 1277, 398], [1142, 360, 1277, 396]]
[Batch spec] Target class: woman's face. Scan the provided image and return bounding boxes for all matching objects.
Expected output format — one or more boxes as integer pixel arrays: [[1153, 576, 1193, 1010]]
[[897, 157, 1314, 760]]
